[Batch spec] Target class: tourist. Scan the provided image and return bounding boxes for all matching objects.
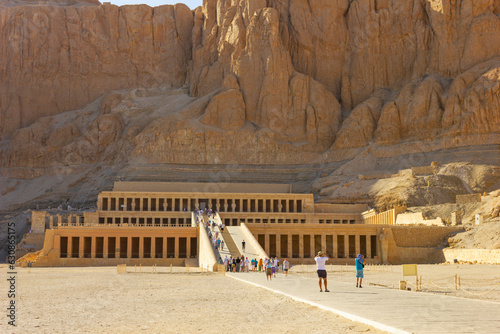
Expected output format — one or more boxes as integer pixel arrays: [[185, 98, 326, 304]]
[[355, 254, 365, 288], [266, 258, 273, 281], [251, 258, 256, 271], [258, 258, 263, 272], [224, 256, 229, 271], [253, 259, 257, 272], [232, 257, 236, 272], [218, 256, 223, 264], [315, 251, 329, 292], [283, 258, 290, 276], [220, 240, 225, 251], [245, 257, 249, 272], [242, 239, 246, 252], [271, 258, 276, 277], [274, 257, 279, 276], [235, 257, 241, 272]]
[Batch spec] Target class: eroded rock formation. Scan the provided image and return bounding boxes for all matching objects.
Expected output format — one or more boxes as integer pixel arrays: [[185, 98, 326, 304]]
[[1, 0, 500, 186]]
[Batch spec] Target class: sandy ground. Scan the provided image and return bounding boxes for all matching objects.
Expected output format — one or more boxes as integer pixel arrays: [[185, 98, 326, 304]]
[[0, 266, 383, 334], [291, 264, 500, 302]]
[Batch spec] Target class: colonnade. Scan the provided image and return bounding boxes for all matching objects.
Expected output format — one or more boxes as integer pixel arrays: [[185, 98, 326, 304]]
[[58, 235, 197, 259], [98, 195, 305, 213], [256, 232, 378, 259]]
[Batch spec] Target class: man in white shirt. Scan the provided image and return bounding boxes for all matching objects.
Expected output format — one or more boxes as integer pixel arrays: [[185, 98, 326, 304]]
[[244, 257, 250, 272], [314, 251, 330, 292]]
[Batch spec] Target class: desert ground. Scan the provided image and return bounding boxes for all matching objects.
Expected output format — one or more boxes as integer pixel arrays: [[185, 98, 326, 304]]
[[2, 264, 499, 334], [0, 265, 383, 334], [292, 263, 500, 303]]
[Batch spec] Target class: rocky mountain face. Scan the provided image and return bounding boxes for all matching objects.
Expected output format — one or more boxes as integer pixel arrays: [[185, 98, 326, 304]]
[[1, 0, 500, 204]]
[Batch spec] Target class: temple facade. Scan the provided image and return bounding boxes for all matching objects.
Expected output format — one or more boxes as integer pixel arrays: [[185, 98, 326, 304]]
[[19, 182, 462, 268]]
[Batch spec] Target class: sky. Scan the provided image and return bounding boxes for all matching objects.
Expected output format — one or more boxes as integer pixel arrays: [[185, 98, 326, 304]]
[[110, 0, 203, 9]]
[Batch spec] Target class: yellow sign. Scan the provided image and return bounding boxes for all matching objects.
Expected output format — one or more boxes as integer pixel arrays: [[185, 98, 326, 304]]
[[402, 264, 418, 277]]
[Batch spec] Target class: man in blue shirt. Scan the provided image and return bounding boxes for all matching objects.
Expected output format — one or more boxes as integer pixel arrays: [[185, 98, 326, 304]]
[[355, 254, 365, 288]]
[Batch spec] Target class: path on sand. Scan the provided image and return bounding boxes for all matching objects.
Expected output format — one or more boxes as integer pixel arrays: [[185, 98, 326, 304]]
[[227, 271, 500, 334]]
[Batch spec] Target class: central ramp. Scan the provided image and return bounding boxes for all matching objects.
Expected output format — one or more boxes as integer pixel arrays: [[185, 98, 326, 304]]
[[226, 224, 267, 261]]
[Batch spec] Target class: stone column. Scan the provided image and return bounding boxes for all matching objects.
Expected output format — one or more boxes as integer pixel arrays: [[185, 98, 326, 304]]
[[139, 237, 144, 258], [288, 233, 293, 259], [355, 234, 360, 256], [321, 234, 327, 255], [186, 237, 191, 258], [151, 237, 156, 259], [98, 196, 103, 210], [344, 234, 349, 259], [115, 238, 120, 259], [163, 237, 168, 258], [263, 199, 267, 213], [216, 199, 220, 212], [79, 236, 84, 258], [299, 234, 304, 258], [66, 236, 72, 258], [366, 235, 372, 259], [332, 234, 338, 258], [103, 237, 109, 258], [264, 233, 270, 256], [276, 234, 281, 258], [127, 237, 132, 258], [310, 237, 315, 259], [49, 216, 54, 229], [174, 237, 179, 258], [140, 198, 144, 211], [91, 236, 96, 258]]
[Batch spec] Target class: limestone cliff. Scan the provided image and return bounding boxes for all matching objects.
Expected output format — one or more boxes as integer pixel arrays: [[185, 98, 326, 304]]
[[1, 0, 500, 206]]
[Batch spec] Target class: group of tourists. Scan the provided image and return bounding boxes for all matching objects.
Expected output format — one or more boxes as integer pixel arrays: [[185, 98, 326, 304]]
[[221, 255, 290, 279], [222, 255, 251, 272]]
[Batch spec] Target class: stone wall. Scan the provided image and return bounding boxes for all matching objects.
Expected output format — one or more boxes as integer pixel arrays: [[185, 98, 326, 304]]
[[390, 226, 464, 248], [31, 211, 47, 234], [314, 203, 368, 214], [439, 248, 500, 264], [395, 212, 444, 226], [411, 166, 435, 176], [455, 194, 482, 204]]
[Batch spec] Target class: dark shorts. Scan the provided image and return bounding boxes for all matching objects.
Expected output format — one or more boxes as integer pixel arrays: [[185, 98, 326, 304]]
[[317, 270, 327, 278], [266, 268, 272, 275]]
